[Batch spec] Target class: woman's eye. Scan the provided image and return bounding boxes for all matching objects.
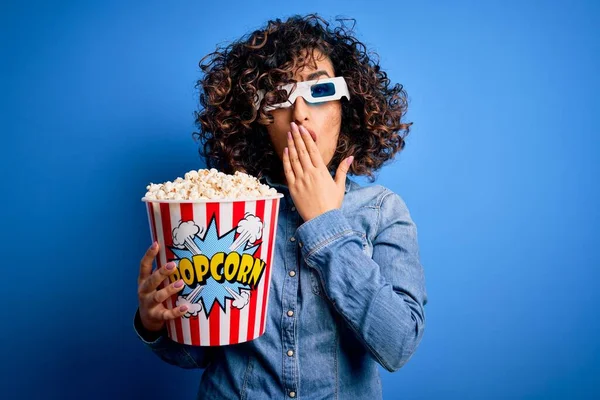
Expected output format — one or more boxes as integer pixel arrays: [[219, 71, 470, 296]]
[[311, 83, 334, 97]]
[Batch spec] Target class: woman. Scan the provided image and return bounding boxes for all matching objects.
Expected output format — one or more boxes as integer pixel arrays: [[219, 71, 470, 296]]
[[135, 13, 427, 399]]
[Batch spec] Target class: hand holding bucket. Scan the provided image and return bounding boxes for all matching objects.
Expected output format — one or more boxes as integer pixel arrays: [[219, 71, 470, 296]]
[[137, 243, 189, 333]]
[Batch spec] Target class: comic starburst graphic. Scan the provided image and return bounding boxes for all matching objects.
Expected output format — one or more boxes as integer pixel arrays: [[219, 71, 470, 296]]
[[169, 214, 262, 317]]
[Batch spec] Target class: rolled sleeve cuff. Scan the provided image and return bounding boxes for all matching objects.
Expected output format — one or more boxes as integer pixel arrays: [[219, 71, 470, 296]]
[[295, 208, 354, 258]]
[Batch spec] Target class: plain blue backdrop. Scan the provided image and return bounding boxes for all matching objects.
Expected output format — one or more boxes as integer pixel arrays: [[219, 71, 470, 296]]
[[1, 0, 598, 399]]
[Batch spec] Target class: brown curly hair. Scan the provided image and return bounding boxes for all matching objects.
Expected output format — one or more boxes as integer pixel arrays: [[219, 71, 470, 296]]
[[192, 13, 412, 184]]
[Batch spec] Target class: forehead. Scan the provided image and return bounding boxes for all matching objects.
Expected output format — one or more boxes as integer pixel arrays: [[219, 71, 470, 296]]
[[292, 49, 334, 80]]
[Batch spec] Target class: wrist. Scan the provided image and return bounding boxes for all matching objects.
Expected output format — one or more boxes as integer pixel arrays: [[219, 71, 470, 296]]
[[135, 308, 167, 341]]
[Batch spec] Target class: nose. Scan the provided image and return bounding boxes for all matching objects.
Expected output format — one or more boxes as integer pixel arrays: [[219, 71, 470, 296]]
[[291, 96, 310, 122]]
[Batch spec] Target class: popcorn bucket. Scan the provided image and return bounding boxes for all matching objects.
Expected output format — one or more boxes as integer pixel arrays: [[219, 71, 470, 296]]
[[142, 194, 284, 346]]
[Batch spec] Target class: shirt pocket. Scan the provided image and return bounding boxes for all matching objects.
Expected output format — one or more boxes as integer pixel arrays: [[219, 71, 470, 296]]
[[309, 230, 368, 299]]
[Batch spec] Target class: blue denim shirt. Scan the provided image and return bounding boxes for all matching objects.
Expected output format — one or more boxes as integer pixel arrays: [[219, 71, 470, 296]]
[[133, 174, 427, 399]]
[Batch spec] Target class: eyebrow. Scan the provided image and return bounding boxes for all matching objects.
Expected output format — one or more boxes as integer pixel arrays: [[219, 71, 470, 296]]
[[303, 70, 331, 81]]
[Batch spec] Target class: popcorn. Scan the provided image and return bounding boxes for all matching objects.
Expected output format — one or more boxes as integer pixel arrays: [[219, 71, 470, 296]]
[[144, 168, 278, 201]]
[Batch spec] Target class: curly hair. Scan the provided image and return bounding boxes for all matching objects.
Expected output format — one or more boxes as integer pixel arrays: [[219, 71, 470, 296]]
[[192, 13, 412, 183]]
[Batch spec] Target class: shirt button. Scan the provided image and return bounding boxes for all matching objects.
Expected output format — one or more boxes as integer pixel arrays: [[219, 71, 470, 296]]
[[289, 392, 296, 398], [291, 206, 296, 211], [298, 241, 303, 248], [290, 237, 296, 242], [287, 350, 294, 357], [289, 270, 296, 277], [287, 310, 294, 317]]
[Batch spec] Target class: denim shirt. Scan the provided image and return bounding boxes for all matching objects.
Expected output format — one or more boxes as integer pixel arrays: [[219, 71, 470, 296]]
[[133, 173, 427, 400]]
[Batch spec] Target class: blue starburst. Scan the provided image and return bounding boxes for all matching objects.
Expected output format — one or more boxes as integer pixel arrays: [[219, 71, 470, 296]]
[[169, 214, 262, 317]]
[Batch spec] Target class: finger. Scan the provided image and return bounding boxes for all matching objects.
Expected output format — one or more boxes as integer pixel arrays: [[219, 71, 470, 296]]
[[335, 155, 354, 188], [152, 279, 186, 305], [140, 261, 177, 294], [298, 125, 324, 168], [287, 130, 304, 178], [291, 122, 314, 170], [158, 304, 189, 321], [138, 242, 159, 284], [282, 147, 296, 186]]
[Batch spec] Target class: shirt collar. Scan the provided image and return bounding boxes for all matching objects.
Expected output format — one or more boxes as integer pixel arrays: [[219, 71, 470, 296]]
[[261, 170, 352, 194]]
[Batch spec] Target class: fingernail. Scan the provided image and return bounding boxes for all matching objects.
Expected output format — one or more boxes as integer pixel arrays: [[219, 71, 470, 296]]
[[346, 156, 354, 165], [151, 241, 157, 250], [174, 280, 184, 288], [290, 121, 297, 129], [179, 305, 188, 312], [166, 262, 176, 270]]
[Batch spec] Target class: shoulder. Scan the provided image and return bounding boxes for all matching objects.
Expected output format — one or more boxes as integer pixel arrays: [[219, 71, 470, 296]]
[[346, 178, 409, 212], [346, 178, 415, 235], [341, 178, 416, 247]]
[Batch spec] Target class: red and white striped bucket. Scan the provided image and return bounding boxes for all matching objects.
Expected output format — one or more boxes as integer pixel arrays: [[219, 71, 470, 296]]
[[142, 194, 283, 346]]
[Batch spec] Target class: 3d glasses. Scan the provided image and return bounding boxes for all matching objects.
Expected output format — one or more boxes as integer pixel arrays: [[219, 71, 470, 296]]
[[254, 76, 351, 111]]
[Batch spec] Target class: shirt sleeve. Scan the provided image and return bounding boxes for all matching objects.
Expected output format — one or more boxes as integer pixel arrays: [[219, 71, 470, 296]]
[[294, 189, 427, 372], [133, 307, 216, 369]]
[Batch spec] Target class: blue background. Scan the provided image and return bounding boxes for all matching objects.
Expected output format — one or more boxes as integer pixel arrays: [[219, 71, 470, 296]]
[[1, 0, 598, 399]]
